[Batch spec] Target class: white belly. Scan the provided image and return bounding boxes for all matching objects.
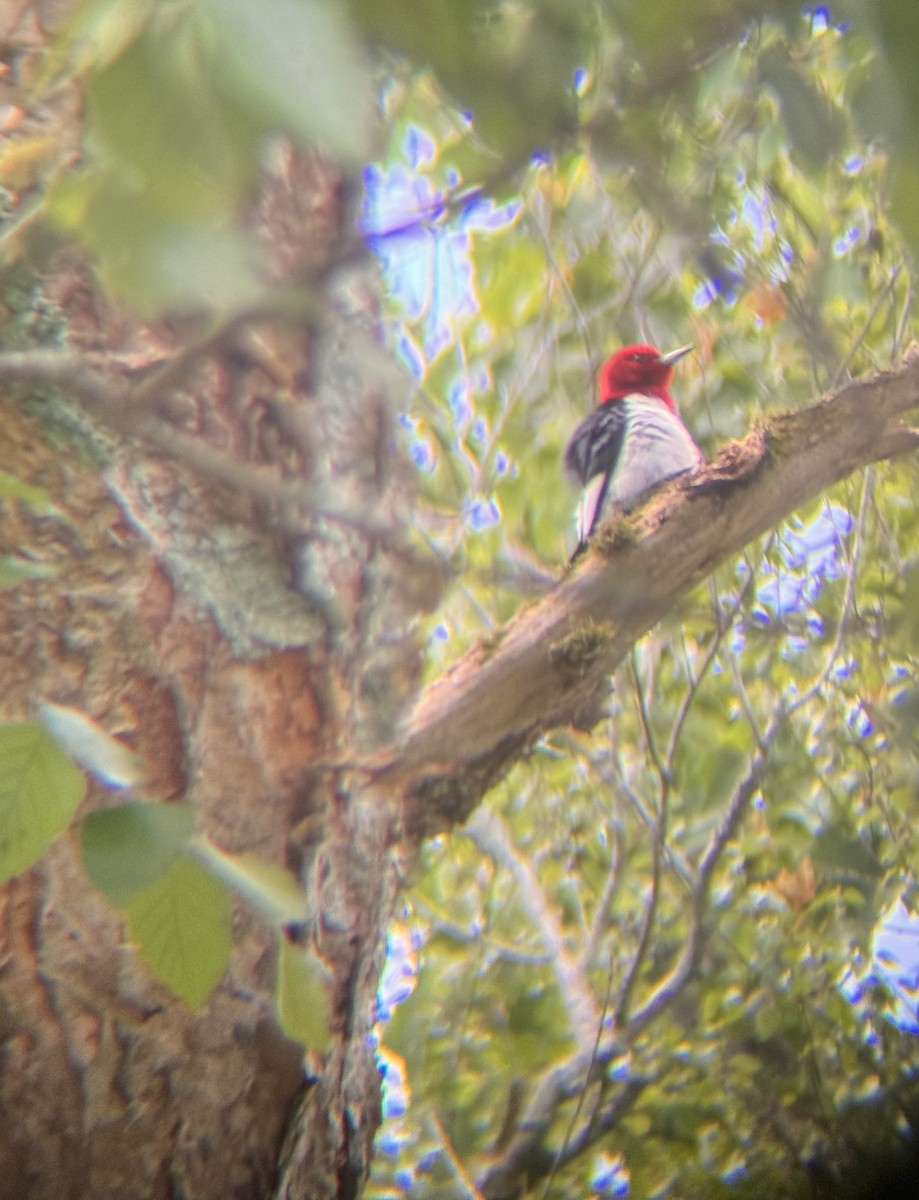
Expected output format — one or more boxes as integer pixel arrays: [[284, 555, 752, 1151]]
[[611, 395, 702, 509]]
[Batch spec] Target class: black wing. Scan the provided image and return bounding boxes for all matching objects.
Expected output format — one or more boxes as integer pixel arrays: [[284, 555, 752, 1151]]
[[564, 404, 627, 553], [564, 403, 627, 485]]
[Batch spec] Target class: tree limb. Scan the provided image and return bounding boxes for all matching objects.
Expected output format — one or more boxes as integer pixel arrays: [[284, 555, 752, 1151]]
[[388, 351, 919, 837]]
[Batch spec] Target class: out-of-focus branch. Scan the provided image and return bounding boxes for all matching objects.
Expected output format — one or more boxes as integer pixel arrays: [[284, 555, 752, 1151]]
[[464, 808, 600, 1054], [579, 823, 624, 971], [0, 345, 409, 545], [625, 711, 780, 1040]]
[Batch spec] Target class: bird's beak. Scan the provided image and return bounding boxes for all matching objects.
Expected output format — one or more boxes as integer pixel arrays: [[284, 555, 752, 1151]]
[[659, 345, 693, 366]]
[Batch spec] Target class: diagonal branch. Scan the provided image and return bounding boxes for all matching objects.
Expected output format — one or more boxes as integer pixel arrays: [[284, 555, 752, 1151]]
[[387, 351, 919, 838]]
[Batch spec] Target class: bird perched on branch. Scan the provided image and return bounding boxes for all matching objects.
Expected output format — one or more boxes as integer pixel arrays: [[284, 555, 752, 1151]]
[[564, 343, 703, 559]]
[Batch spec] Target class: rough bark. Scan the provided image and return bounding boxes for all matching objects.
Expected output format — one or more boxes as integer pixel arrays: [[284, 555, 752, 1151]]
[[0, 131, 428, 1200]]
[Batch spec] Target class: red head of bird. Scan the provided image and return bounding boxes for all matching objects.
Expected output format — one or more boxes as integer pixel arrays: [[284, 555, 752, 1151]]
[[599, 344, 692, 411]]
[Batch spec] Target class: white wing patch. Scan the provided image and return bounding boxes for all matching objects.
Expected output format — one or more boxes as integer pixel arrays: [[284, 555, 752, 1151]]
[[576, 473, 609, 546]]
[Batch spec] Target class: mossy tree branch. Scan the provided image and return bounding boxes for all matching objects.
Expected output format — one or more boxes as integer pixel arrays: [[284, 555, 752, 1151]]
[[387, 350, 919, 837]]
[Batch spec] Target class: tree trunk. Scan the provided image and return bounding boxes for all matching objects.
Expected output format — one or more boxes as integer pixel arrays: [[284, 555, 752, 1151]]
[[0, 140, 435, 1199]]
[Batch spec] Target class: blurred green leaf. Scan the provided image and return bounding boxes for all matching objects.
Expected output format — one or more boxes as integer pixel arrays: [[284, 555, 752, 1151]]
[[889, 157, 919, 270], [758, 44, 845, 167], [0, 470, 58, 515], [48, 168, 266, 312], [0, 556, 57, 589], [812, 826, 883, 880], [276, 936, 333, 1050], [351, 0, 482, 81], [85, 21, 255, 220], [192, 839, 305, 926], [48, 0, 154, 75], [0, 723, 85, 881], [81, 802, 195, 906], [474, 236, 545, 330], [124, 852, 232, 1008], [352, 0, 578, 156], [202, 0, 377, 165]]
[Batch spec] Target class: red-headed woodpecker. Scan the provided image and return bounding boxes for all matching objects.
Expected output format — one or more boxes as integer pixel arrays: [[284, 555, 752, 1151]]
[[564, 343, 703, 558]]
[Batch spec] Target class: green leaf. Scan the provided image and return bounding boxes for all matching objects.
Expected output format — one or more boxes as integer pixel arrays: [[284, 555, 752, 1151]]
[[0, 723, 85, 881], [85, 22, 254, 220], [48, 170, 266, 314], [758, 44, 844, 167], [81, 802, 195, 906], [475, 236, 545, 329], [124, 852, 232, 1008], [0, 470, 59, 515], [43, 0, 154, 76], [46, 6, 274, 312], [351, 0, 482, 82], [352, 0, 578, 156], [201, 0, 377, 165], [144, 224, 267, 314], [889, 156, 919, 268], [811, 826, 883, 880], [276, 935, 333, 1050]]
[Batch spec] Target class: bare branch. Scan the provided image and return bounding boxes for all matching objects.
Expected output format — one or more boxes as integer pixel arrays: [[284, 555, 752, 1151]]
[[474, 1043, 609, 1200], [429, 1112, 488, 1200], [553, 1074, 651, 1169], [0, 348, 120, 410], [0, 346, 407, 544], [472, 721, 780, 1199], [612, 680, 667, 1027], [579, 823, 624, 971], [624, 711, 780, 1039]]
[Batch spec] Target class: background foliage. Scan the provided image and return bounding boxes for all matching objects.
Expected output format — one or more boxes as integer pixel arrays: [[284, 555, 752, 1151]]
[[5, 0, 919, 1197], [360, 4, 919, 1197]]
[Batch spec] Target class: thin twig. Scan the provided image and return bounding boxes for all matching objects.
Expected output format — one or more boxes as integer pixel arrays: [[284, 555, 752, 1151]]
[[893, 275, 914, 358], [665, 541, 767, 767], [527, 198, 594, 378], [831, 266, 902, 390], [0, 347, 415, 543], [600, 765, 695, 888], [429, 1112, 487, 1200], [537, 950, 620, 1200], [0, 348, 121, 409], [629, 647, 670, 788], [553, 1074, 652, 1168], [128, 311, 260, 413], [626, 709, 780, 1039], [579, 823, 625, 971], [612, 826, 662, 1028]]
